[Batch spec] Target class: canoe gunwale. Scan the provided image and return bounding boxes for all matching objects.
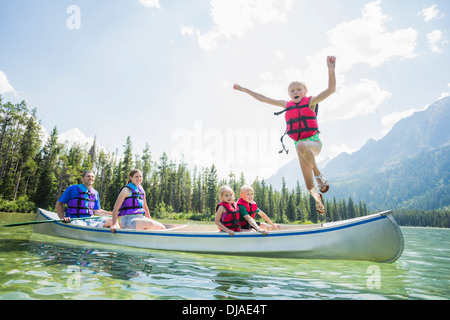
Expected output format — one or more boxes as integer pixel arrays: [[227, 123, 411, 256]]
[[33, 208, 404, 262], [35, 209, 389, 238]]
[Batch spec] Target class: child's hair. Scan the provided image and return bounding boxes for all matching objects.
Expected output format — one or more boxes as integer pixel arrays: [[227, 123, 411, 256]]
[[218, 185, 235, 202], [288, 81, 307, 91], [240, 184, 254, 196], [127, 169, 142, 184]]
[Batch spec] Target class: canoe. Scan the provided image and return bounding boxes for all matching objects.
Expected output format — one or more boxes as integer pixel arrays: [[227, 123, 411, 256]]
[[32, 208, 404, 263]]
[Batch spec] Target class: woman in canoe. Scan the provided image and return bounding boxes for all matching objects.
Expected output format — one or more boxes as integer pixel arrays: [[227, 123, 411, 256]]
[[110, 169, 165, 233]]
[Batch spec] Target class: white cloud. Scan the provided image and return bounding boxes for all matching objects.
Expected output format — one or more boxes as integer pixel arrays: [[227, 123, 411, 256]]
[[324, 0, 418, 71], [210, 0, 288, 37], [180, 24, 195, 36], [438, 92, 450, 100], [197, 30, 222, 50], [0, 70, 17, 95], [138, 0, 160, 8], [427, 30, 445, 53], [419, 4, 445, 22], [438, 83, 450, 100], [185, 0, 292, 50], [321, 79, 392, 123], [273, 50, 285, 59], [38, 127, 96, 150], [59, 127, 97, 148]]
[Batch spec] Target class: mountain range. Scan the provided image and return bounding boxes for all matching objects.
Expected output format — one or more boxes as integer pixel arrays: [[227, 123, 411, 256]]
[[265, 96, 450, 211]]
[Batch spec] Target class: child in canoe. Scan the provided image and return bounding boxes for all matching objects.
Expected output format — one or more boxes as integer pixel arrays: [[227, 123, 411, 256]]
[[237, 185, 280, 231], [233, 56, 336, 215], [214, 185, 268, 236]]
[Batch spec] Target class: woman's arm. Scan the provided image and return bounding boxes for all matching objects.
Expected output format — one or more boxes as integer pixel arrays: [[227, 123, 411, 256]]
[[110, 188, 130, 233]]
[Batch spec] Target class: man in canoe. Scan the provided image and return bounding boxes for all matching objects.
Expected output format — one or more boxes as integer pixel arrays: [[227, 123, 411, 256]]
[[55, 170, 113, 227]]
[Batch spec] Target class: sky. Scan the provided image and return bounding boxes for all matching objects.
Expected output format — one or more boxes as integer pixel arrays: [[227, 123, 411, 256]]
[[1, 0, 449, 182]]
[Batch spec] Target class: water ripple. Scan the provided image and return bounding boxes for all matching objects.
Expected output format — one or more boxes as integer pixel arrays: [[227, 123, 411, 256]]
[[0, 223, 449, 300]]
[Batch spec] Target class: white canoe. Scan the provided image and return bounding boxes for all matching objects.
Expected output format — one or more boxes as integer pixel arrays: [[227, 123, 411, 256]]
[[33, 208, 404, 263]]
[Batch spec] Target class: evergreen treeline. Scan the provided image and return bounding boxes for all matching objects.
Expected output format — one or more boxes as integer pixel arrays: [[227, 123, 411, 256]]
[[328, 145, 450, 212], [0, 96, 448, 227]]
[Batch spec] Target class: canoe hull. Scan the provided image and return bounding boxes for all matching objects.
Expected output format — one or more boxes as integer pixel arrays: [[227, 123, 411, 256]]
[[33, 209, 404, 263]]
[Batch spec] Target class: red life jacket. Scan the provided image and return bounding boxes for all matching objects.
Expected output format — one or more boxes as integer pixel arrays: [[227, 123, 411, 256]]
[[274, 96, 319, 154], [216, 201, 240, 232], [236, 198, 258, 229]]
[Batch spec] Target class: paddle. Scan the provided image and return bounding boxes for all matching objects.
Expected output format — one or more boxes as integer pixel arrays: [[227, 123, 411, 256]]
[[2, 216, 100, 227]]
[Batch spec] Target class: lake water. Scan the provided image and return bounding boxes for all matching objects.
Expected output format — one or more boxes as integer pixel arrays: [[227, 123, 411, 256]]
[[0, 212, 449, 302]]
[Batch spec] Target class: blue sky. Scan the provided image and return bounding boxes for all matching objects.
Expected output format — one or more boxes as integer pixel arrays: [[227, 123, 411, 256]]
[[1, 0, 449, 182]]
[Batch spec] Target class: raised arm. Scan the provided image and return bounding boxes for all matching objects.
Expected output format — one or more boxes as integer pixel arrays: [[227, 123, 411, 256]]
[[309, 56, 336, 108], [234, 84, 286, 108]]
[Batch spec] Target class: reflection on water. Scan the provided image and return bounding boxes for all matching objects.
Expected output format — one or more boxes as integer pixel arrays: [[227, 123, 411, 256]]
[[0, 214, 449, 300]]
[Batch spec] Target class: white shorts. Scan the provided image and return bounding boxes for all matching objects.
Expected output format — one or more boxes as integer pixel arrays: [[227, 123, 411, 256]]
[[70, 217, 108, 228], [120, 214, 145, 229]]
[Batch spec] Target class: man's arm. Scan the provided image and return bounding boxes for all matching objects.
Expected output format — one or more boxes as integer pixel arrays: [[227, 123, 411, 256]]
[[55, 201, 65, 219]]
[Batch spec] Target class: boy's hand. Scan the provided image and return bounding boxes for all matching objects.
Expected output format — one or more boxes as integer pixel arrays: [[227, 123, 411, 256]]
[[233, 83, 243, 91], [327, 56, 336, 69]]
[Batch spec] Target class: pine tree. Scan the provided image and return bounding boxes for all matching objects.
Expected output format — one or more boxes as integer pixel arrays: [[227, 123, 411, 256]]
[[348, 197, 356, 219], [286, 191, 296, 221], [122, 136, 133, 182], [33, 126, 61, 209], [309, 195, 318, 223], [13, 110, 41, 200], [206, 164, 218, 215]]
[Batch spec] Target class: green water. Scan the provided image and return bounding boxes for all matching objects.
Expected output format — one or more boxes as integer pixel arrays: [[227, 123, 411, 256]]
[[0, 212, 448, 300]]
